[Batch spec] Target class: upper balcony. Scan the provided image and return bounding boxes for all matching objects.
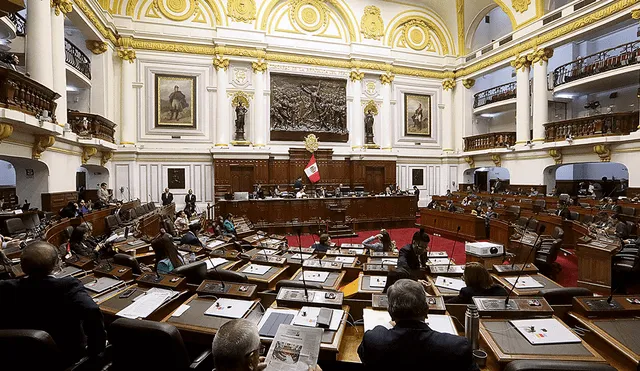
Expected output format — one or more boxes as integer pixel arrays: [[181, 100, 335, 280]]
[[5, 13, 24, 37], [543, 111, 639, 142], [464, 132, 516, 152], [68, 111, 116, 144], [552, 41, 640, 95], [473, 82, 516, 115]]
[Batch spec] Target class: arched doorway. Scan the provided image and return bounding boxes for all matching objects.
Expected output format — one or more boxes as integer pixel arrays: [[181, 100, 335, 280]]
[[463, 166, 510, 192], [76, 164, 110, 203], [0, 155, 50, 210], [545, 162, 629, 197], [467, 5, 512, 52]]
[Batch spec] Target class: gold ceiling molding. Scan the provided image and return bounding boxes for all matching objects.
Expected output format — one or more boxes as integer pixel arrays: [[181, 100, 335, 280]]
[[125, 0, 224, 25], [462, 79, 475, 89], [0, 123, 13, 142], [456, 0, 464, 56], [153, 0, 197, 21], [52, 0, 74, 15], [548, 148, 562, 165], [227, 0, 256, 23], [82, 146, 98, 164], [512, 0, 531, 13], [380, 72, 395, 85], [510, 54, 531, 71], [289, 0, 328, 33], [73, 0, 118, 44], [387, 15, 448, 55], [33, 135, 55, 160], [360, 5, 384, 40], [101, 151, 113, 167]]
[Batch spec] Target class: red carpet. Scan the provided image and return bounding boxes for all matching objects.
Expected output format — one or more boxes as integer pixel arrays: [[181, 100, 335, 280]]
[[286, 227, 578, 288]]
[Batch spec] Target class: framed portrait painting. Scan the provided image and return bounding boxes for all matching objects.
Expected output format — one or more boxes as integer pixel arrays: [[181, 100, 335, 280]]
[[404, 93, 431, 137], [155, 74, 196, 128], [167, 168, 186, 189]]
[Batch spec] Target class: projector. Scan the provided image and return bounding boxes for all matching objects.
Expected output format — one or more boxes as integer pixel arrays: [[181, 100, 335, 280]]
[[465, 242, 503, 256]]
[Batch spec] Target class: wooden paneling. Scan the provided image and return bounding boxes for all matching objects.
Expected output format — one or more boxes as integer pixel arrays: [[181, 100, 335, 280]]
[[420, 209, 486, 241], [41, 191, 78, 212], [0, 187, 18, 209]]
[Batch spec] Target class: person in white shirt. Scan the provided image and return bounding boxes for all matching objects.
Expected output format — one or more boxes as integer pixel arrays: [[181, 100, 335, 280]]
[[296, 186, 307, 199], [174, 211, 189, 234], [98, 183, 110, 204]]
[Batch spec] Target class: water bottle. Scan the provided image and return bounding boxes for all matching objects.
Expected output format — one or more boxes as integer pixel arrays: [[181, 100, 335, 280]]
[[465, 304, 480, 350]]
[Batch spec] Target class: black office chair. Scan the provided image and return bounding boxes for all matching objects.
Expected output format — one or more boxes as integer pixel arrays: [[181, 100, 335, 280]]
[[108, 318, 212, 371], [113, 253, 142, 275], [504, 360, 616, 371], [275, 279, 325, 291], [206, 268, 248, 283], [173, 261, 207, 284], [5, 217, 26, 237], [105, 215, 119, 233], [539, 287, 593, 305], [127, 209, 137, 220], [0, 329, 89, 371], [612, 246, 640, 294], [570, 211, 580, 221], [535, 227, 564, 279], [621, 206, 636, 216], [135, 206, 146, 217]]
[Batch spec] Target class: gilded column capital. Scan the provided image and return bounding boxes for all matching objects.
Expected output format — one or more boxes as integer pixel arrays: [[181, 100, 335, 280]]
[[101, 151, 113, 167], [0, 123, 14, 142], [86, 40, 108, 55], [33, 136, 55, 160], [491, 154, 502, 167], [380, 73, 394, 85], [442, 79, 456, 91], [462, 79, 475, 89], [548, 149, 563, 165], [117, 48, 136, 62], [510, 55, 531, 71], [82, 146, 98, 164], [527, 47, 554, 65], [252, 60, 268, 73], [51, 0, 73, 16], [349, 70, 365, 82], [214, 56, 230, 71]]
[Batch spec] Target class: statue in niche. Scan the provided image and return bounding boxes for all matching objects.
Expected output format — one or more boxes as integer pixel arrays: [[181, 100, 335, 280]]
[[235, 101, 247, 141], [364, 109, 375, 144]]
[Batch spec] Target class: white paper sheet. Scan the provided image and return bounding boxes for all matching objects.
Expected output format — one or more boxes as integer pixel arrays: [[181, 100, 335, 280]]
[[171, 304, 190, 317], [434, 276, 466, 292], [335, 256, 355, 264], [207, 240, 225, 248], [510, 318, 581, 345], [505, 275, 544, 289], [204, 298, 254, 318], [243, 264, 271, 275], [369, 276, 387, 288], [299, 271, 330, 283], [292, 307, 344, 331], [116, 290, 173, 319], [381, 258, 397, 265], [363, 309, 456, 335], [426, 258, 451, 265], [290, 253, 312, 261], [205, 258, 228, 269]]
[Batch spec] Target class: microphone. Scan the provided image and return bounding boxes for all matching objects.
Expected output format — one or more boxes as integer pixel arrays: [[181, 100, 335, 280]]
[[310, 230, 323, 266], [208, 250, 226, 292], [446, 226, 461, 272], [296, 228, 309, 299], [258, 231, 271, 263], [505, 224, 546, 306], [512, 216, 534, 270], [427, 218, 437, 257]]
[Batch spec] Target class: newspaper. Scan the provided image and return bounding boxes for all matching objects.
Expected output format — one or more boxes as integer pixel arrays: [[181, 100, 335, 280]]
[[265, 325, 322, 371]]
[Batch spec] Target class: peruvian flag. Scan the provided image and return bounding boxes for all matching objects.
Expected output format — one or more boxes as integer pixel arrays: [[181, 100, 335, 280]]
[[304, 154, 321, 183]]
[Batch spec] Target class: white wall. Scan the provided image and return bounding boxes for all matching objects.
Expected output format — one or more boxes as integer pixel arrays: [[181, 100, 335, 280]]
[[67, 89, 91, 112], [556, 163, 629, 180], [0, 160, 16, 186], [0, 157, 50, 210], [470, 7, 512, 52], [77, 165, 110, 191]]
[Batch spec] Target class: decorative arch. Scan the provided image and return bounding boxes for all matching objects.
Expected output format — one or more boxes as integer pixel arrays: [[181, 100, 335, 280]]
[[257, 0, 359, 43], [123, 0, 226, 27], [465, 3, 512, 51], [385, 11, 454, 56], [493, 0, 545, 30]]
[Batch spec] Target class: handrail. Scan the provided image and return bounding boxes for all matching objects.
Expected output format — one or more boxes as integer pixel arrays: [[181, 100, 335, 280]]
[[473, 81, 516, 109], [552, 40, 640, 88], [543, 111, 639, 142], [0, 66, 60, 122], [6, 13, 25, 36], [65, 38, 91, 80], [68, 111, 116, 143], [464, 131, 516, 152]]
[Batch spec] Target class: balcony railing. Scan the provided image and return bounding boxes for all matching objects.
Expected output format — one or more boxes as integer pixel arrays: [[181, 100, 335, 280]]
[[473, 81, 516, 109], [6, 13, 25, 36], [464, 132, 516, 152], [0, 66, 59, 122], [543, 111, 639, 142], [552, 41, 640, 88], [65, 39, 91, 80], [68, 111, 116, 143]]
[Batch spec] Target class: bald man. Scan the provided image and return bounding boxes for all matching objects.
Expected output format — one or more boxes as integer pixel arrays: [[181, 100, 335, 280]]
[[0, 241, 106, 366]]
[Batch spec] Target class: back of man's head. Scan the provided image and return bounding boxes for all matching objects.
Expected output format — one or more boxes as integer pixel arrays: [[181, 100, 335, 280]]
[[387, 279, 428, 321], [212, 319, 261, 371], [20, 241, 58, 278]]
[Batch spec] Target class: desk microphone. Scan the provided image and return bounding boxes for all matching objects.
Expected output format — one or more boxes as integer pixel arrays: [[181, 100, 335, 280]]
[[505, 224, 545, 307], [310, 230, 324, 267], [296, 229, 309, 299], [446, 226, 461, 273], [208, 250, 226, 292], [427, 218, 437, 257], [258, 232, 271, 263], [512, 216, 534, 269]]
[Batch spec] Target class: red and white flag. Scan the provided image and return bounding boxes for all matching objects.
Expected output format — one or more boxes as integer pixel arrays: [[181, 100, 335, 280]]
[[304, 154, 320, 183]]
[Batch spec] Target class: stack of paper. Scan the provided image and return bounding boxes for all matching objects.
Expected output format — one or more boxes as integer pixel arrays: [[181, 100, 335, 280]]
[[243, 264, 271, 275], [116, 288, 180, 319], [204, 298, 254, 318], [207, 240, 225, 248], [205, 258, 228, 269], [434, 276, 466, 291]]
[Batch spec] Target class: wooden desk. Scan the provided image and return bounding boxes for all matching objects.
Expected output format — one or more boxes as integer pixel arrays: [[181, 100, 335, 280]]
[[572, 295, 640, 318], [480, 317, 606, 369], [98, 285, 188, 322], [576, 238, 620, 292], [372, 293, 446, 314], [569, 313, 640, 371], [236, 263, 289, 290], [428, 275, 463, 297], [421, 209, 486, 242], [358, 274, 387, 294], [492, 273, 562, 296], [290, 268, 345, 291]]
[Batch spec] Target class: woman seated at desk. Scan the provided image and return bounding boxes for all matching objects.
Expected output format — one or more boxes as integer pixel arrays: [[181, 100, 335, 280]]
[[174, 211, 189, 234], [151, 234, 184, 274], [446, 262, 507, 304], [362, 229, 395, 253]]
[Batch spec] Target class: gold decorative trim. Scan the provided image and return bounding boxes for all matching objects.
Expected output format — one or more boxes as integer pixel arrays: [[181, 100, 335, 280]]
[[380, 73, 395, 85], [228, 0, 256, 23], [33, 136, 56, 160], [510, 54, 531, 71], [462, 79, 475, 89], [73, 0, 118, 44], [456, 0, 464, 56], [364, 144, 380, 149], [120, 141, 136, 145], [442, 79, 456, 91], [252, 60, 268, 73], [117, 38, 137, 62], [548, 148, 562, 165], [86, 40, 108, 55], [594, 144, 611, 162], [51, 0, 73, 16], [387, 14, 450, 55], [360, 5, 384, 40], [214, 143, 229, 147], [231, 140, 252, 146], [304, 134, 320, 153], [363, 100, 378, 115], [154, 0, 197, 21], [0, 123, 13, 142], [82, 146, 98, 164], [214, 56, 230, 71], [632, 9, 640, 19], [101, 151, 113, 166], [491, 154, 502, 167], [48, 146, 82, 156], [231, 91, 251, 107], [464, 156, 475, 168], [527, 47, 554, 65], [512, 0, 532, 13], [349, 70, 364, 82]]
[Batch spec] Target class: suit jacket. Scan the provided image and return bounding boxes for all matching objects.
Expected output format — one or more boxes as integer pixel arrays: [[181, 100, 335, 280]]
[[180, 231, 202, 247], [557, 207, 572, 220], [0, 276, 106, 365], [358, 320, 476, 371], [311, 242, 331, 253], [185, 194, 196, 205], [397, 244, 427, 274], [446, 284, 508, 304], [615, 221, 630, 239], [161, 192, 173, 206]]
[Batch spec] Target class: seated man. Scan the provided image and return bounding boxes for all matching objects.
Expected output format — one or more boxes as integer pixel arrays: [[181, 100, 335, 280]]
[[397, 229, 429, 279], [212, 319, 323, 371], [311, 233, 332, 253], [181, 222, 203, 247], [0, 241, 106, 367], [358, 279, 476, 370]]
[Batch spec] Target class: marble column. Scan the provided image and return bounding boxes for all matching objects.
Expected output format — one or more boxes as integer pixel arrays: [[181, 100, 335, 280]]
[[350, 70, 364, 150], [252, 60, 267, 147], [26, 0, 54, 88], [511, 55, 532, 145], [87, 40, 110, 119], [118, 45, 136, 145], [214, 56, 230, 147], [442, 79, 455, 152], [380, 73, 394, 150], [530, 47, 554, 142], [51, 5, 68, 127]]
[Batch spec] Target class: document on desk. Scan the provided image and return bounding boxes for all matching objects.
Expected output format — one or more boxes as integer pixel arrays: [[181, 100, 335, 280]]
[[510, 318, 581, 345], [243, 264, 271, 275], [426, 258, 451, 265], [504, 275, 544, 289], [341, 243, 363, 249], [259, 249, 279, 256], [434, 276, 466, 292], [299, 271, 329, 283], [334, 256, 355, 264], [207, 240, 225, 248], [369, 276, 387, 288], [292, 307, 343, 331], [265, 325, 322, 371], [171, 304, 190, 317], [204, 298, 254, 319], [205, 258, 228, 269], [381, 258, 397, 265], [363, 309, 457, 335], [290, 253, 312, 261], [116, 289, 176, 319]]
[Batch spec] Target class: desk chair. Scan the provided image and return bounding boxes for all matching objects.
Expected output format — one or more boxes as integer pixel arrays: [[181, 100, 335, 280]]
[[0, 329, 90, 371], [4, 217, 26, 238], [173, 261, 207, 284], [149, 201, 156, 209], [570, 211, 580, 222], [206, 268, 248, 283], [612, 246, 640, 294], [113, 253, 142, 275], [621, 206, 635, 216], [134, 206, 146, 217], [105, 215, 119, 233], [536, 227, 564, 278], [108, 318, 212, 371], [539, 287, 592, 305], [276, 279, 325, 291], [504, 360, 616, 371]]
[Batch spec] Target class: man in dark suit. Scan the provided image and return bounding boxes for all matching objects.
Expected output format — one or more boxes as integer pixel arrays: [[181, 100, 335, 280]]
[[293, 177, 303, 192], [161, 187, 173, 206], [358, 279, 477, 370], [397, 229, 429, 279], [181, 223, 203, 247], [184, 189, 196, 216], [0, 241, 106, 367], [556, 201, 572, 220]]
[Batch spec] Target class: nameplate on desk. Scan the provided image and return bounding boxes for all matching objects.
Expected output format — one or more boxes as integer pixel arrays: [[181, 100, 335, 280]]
[[196, 280, 257, 298], [363, 263, 391, 273], [426, 258, 451, 266], [276, 287, 343, 308], [429, 265, 464, 275], [341, 243, 363, 249], [291, 247, 315, 254], [493, 264, 538, 274], [370, 251, 398, 257], [473, 297, 554, 318], [299, 271, 330, 283], [251, 255, 287, 265], [333, 256, 356, 264], [303, 260, 343, 270]]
